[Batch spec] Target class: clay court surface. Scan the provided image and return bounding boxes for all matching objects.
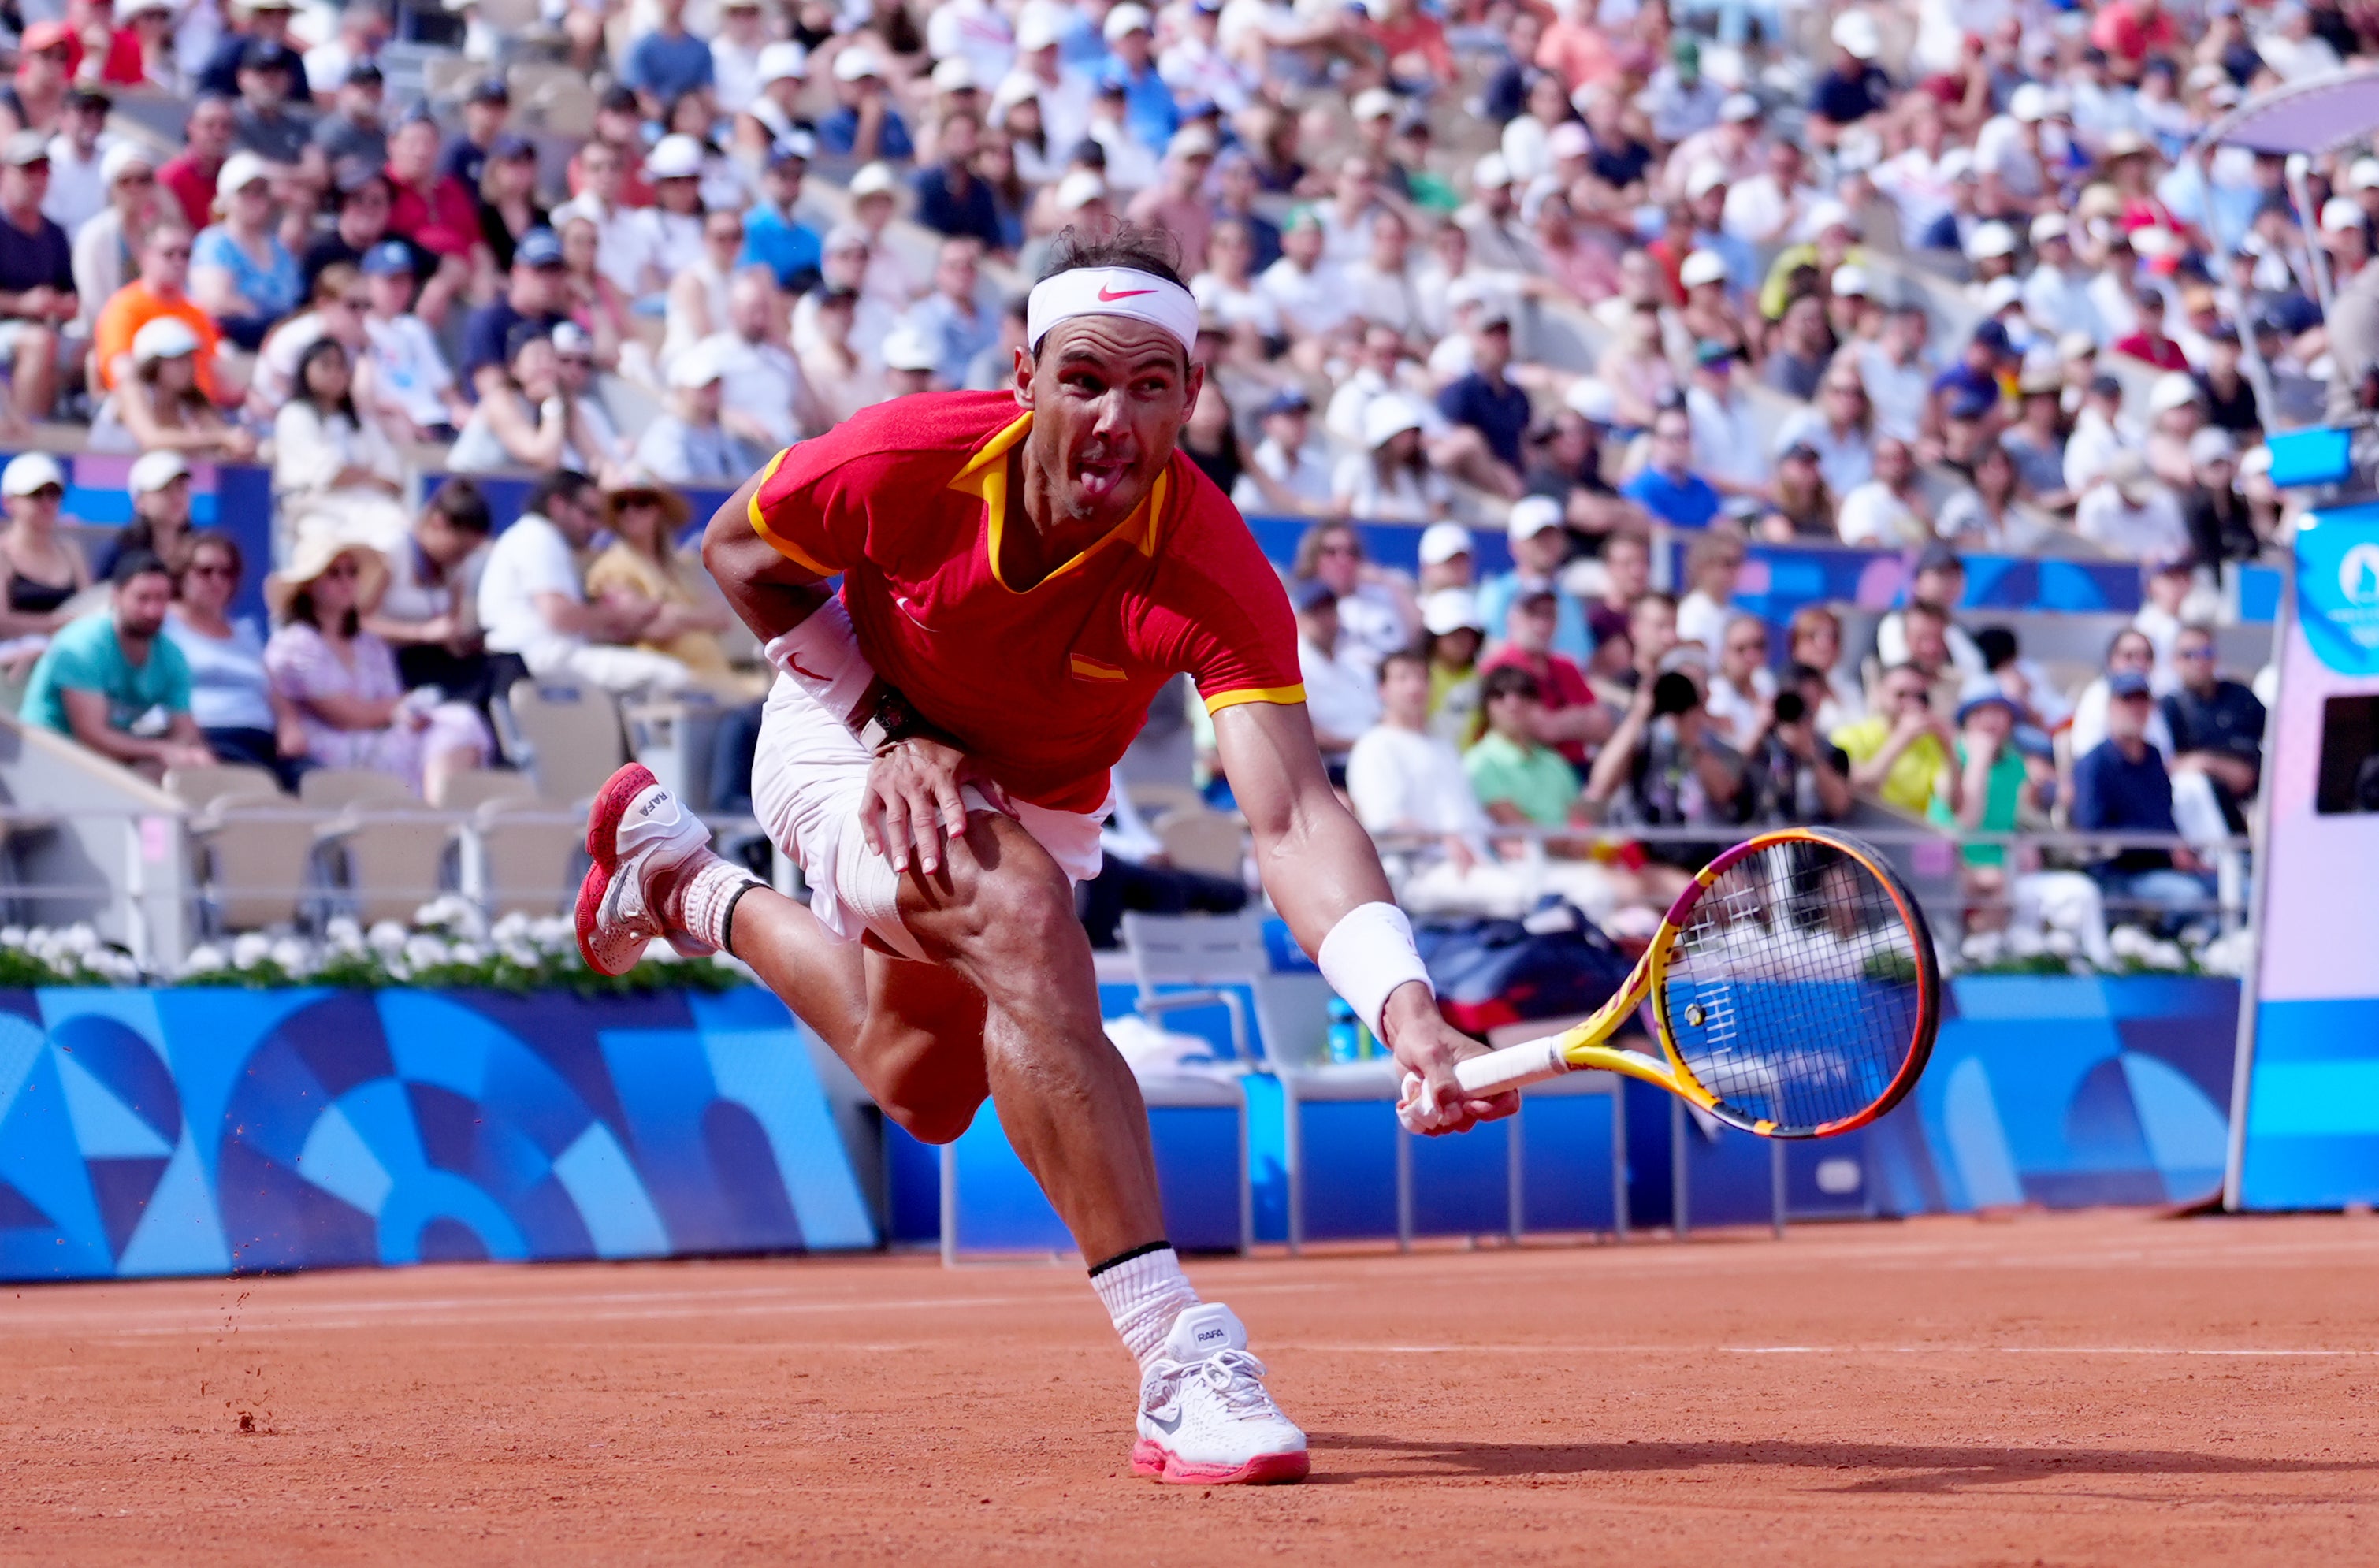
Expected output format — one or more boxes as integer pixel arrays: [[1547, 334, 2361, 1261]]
[[5, 1210, 2377, 1565]]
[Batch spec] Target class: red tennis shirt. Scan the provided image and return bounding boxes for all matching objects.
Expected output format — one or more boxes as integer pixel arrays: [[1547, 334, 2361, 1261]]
[[749, 391, 1305, 813]]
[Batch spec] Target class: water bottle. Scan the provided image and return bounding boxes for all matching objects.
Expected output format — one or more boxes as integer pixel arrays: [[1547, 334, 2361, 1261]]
[[1326, 998, 1361, 1064]]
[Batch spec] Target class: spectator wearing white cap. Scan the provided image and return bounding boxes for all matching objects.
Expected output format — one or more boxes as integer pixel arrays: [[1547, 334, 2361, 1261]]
[[1006, 9, 1094, 158], [706, 0, 771, 115], [2322, 195, 2370, 284], [71, 143, 160, 340], [0, 453, 91, 640], [1235, 386, 1331, 515], [1411, 522, 1474, 596], [1095, 3, 1177, 151], [1333, 395, 1452, 523], [844, 161, 921, 306], [2020, 213, 2103, 342], [2144, 370, 2209, 489], [1807, 11, 1891, 150], [94, 314, 255, 461], [2077, 450, 2191, 561], [634, 342, 750, 485], [818, 46, 913, 162], [1475, 494, 1590, 660], [735, 45, 814, 165], [0, 130, 79, 425], [103, 451, 198, 581], [879, 323, 942, 396], [1974, 81, 2054, 220], [1455, 153, 1536, 274]]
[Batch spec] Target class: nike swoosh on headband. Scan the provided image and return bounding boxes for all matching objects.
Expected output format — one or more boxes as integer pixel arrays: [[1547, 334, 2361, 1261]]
[[1098, 284, 1156, 300]]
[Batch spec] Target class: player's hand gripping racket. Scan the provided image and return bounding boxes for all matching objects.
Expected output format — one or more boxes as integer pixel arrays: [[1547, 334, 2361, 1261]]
[[1399, 828, 1941, 1139]]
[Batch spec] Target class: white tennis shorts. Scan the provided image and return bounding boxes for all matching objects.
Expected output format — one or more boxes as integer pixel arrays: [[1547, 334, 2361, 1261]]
[[749, 672, 1107, 962]]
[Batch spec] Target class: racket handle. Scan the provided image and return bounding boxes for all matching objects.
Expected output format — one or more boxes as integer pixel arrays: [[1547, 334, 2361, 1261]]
[[1396, 1034, 1574, 1133]]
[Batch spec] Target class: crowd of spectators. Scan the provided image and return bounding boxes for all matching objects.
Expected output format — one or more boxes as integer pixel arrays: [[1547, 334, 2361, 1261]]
[[0, 0, 2331, 939]]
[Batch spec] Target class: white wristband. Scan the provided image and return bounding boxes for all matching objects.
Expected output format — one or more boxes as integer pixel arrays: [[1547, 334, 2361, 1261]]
[[764, 596, 878, 728], [1316, 901, 1433, 1039]]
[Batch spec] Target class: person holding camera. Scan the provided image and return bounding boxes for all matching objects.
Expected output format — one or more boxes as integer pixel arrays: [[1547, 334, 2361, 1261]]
[[1833, 662, 1962, 819], [1744, 667, 1853, 824], [1583, 666, 1747, 892]]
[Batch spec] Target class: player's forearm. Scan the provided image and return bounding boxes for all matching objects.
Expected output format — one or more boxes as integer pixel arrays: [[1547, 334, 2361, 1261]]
[[702, 478, 835, 645]]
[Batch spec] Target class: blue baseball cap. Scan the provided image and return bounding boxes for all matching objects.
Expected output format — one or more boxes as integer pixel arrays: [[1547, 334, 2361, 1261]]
[[360, 239, 414, 277], [515, 226, 565, 268]]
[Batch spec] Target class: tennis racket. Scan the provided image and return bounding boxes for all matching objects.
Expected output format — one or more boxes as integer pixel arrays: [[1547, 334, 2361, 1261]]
[[1399, 827, 1941, 1139]]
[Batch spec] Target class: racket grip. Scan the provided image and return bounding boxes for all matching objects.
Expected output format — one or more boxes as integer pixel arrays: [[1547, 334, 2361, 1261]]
[[1395, 1035, 1574, 1133]]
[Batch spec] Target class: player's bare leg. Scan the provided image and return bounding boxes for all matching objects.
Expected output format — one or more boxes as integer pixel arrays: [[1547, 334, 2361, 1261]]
[[578, 771, 1306, 1483]]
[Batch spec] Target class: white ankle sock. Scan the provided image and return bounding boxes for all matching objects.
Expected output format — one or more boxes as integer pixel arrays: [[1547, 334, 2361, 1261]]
[[1089, 1243, 1199, 1365], [664, 855, 764, 953]]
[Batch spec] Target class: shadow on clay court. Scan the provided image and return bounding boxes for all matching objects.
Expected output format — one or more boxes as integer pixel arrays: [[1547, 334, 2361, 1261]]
[[1304, 1436, 2379, 1492]]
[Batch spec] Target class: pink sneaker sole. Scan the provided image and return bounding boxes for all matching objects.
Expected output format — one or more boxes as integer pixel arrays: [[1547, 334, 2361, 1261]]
[[575, 763, 661, 974], [1130, 1439, 1310, 1485]]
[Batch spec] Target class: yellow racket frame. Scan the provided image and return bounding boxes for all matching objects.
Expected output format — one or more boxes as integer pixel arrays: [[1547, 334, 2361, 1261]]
[[1426, 827, 1940, 1140]]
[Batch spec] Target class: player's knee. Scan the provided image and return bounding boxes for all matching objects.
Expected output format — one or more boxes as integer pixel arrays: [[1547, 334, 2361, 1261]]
[[883, 1091, 983, 1146]]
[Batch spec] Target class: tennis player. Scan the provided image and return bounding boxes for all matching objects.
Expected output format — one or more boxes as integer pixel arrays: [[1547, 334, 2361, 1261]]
[[576, 228, 1516, 1486]]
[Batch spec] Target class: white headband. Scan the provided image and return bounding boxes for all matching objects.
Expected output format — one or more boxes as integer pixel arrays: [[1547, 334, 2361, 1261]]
[[1025, 266, 1199, 357]]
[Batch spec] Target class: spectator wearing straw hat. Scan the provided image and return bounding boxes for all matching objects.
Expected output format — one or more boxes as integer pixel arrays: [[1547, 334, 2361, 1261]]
[[265, 537, 489, 798], [20, 547, 210, 781], [585, 470, 753, 696]]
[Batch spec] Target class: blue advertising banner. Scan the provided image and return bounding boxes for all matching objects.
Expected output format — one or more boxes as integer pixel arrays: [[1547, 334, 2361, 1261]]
[[0, 987, 873, 1282], [2232, 504, 2379, 1209]]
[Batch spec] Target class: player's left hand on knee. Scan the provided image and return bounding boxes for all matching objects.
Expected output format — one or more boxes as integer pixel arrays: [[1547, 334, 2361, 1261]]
[[1382, 983, 1517, 1136], [861, 736, 1015, 877]]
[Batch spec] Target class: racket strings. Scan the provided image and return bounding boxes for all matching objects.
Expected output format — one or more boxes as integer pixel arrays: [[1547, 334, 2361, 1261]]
[[1661, 840, 1927, 1135]]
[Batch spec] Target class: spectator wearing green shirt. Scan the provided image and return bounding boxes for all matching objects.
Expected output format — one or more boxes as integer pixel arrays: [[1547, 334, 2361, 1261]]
[[1927, 691, 2050, 916], [1832, 662, 1959, 819], [22, 552, 213, 782], [1463, 665, 1582, 830]]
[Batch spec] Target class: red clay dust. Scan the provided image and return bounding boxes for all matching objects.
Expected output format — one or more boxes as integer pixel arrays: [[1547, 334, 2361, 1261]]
[[3, 1208, 2375, 1565]]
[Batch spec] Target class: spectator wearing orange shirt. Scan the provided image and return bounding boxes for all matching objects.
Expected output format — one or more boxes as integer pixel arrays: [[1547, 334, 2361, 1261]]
[[93, 222, 229, 402], [1536, 0, 1618, 93]]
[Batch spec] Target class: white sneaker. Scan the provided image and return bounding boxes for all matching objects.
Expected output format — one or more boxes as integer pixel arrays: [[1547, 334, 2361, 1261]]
[[1131, 1303, 1309, 1485], [574, 764, 715, 975]]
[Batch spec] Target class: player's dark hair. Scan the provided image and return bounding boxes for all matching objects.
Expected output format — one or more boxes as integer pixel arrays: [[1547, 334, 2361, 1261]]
[[1037, 223, 1187, 290], [1481, 664, 1541, 705]]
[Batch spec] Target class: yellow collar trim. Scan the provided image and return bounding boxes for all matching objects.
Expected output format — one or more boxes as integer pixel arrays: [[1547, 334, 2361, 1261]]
[[953, 410, 1169, 593]]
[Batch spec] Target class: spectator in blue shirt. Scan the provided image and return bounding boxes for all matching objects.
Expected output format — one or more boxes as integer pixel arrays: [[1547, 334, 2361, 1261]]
[[742, 142, 823, 292], [2073, 671, 2215, 928], [819, 47, 913, 162], [901, 239, 1001, 388], [621, 0, 714, 121], [1435, 309, 1531, 475], [912, 111, 1005, 252], [1928, 320, 2012, 431], [1096, 4, 1179, 153], [1621, 407, 1723, 529]]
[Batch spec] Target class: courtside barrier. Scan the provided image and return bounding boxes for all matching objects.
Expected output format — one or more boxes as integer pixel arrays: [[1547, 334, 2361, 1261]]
[[0, 986, 874, 1282]]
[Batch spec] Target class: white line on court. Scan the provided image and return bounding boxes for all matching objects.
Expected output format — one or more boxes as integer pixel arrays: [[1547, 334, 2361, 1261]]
[[1269, 1343, 2379, 1358]]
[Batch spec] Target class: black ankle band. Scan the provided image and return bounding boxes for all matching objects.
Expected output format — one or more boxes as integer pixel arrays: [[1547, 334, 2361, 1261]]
[[1087, 1239, 1173, 1278], [718, 879, 762, 958]]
